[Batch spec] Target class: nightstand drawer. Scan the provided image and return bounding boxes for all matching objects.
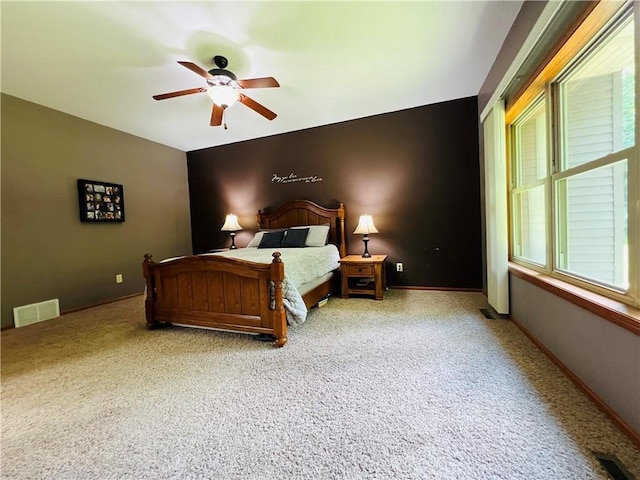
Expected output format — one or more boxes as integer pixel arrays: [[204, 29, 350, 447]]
[[346, 264, 374, 276]]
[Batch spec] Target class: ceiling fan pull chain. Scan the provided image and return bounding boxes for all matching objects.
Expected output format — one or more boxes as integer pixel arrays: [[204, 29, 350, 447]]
[[222, 105, 228, 130]]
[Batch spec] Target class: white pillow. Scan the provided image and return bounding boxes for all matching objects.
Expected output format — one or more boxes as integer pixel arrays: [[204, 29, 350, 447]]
[[292, 225, 330, 247], [246, 231, 267, 248], [247, 225, 330, 248]]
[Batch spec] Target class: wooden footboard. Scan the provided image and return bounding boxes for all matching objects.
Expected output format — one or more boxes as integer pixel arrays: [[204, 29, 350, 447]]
[[142, 252, 288, 347]]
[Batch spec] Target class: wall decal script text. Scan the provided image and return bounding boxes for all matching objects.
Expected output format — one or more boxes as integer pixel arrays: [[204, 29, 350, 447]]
[[271, 173, 323, 184]]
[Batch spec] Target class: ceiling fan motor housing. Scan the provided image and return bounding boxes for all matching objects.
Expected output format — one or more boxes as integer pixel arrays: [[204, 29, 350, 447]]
[[213, 55, 228, 68]]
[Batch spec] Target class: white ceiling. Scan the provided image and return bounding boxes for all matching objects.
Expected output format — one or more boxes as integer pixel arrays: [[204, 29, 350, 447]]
[[1, 1, 523, 152]]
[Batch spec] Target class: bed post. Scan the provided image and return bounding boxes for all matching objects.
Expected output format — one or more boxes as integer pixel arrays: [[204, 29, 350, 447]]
[[270, 252, 288, 348], [338, 203, 346, 258], [142, 254, 159, 329]]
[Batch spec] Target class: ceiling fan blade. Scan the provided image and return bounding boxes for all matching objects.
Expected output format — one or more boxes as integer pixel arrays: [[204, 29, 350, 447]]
[[152, 87, 207, 101], [210, 103, 224, 126], [238, 94, 277, 120], [238, 77, 280, 89], [177, 61, 213, 80]]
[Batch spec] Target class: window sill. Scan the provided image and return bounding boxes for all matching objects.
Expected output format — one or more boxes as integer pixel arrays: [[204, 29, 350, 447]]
[[508, 262, 640, 335]]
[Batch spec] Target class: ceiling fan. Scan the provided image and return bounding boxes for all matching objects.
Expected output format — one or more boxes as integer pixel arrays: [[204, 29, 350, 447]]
[[153, 55, 280, 128]]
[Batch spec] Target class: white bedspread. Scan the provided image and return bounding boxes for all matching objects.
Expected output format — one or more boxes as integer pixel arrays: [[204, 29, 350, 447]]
[[204, 245, 341, 325]]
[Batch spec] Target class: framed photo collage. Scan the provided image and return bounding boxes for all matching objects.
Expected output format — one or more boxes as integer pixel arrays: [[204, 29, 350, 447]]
[[77, 179, 125, 223]]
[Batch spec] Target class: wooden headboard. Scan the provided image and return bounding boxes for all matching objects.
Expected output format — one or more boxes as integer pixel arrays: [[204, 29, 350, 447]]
[[256, 200, 346, 258]]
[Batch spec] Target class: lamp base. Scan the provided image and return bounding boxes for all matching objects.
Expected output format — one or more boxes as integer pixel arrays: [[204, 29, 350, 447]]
[[361, 235, 371, 258], [230, 232, 237, 249]]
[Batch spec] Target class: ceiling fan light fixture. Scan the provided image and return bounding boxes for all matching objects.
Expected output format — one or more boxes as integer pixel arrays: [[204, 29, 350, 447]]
[[207, 85, 239, 107]]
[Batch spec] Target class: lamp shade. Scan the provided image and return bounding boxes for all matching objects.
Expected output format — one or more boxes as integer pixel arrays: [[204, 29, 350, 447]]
[[353, 215, 379, 235], [221, 214, 242, 231]]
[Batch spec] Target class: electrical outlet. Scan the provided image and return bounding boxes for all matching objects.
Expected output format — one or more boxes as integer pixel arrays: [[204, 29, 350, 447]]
[[396, 263, 403, 272], [115, 274, 123, 284]]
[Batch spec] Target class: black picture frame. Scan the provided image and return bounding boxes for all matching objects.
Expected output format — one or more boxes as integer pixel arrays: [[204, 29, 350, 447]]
[[77, 179, 125, 223]]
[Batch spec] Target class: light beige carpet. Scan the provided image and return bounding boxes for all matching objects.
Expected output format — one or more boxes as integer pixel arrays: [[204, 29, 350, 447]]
[[2, 290, 638, 480]]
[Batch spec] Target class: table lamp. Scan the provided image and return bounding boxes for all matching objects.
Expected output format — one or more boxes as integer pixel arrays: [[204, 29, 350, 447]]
[[221, 214, 242, 249], [353, 214, 378, 258]]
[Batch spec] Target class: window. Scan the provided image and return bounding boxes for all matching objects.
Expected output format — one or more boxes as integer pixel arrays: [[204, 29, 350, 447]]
[[508, 5, 638, 305], [555, 160, 628, 289], [554, 14, 634, 291], [558, 17, 635, 171], [511, 99, 548, 265]]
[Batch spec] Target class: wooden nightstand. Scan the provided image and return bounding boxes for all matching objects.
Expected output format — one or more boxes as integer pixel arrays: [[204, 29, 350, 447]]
[[339, 254, 387, 300]]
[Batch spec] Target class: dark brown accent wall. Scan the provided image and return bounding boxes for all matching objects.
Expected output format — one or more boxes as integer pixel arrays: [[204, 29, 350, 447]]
[[187, 96, 482, 289]]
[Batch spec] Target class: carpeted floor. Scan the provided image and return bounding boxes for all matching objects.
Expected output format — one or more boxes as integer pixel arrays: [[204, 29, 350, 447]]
[[1, 290, 638, 480]]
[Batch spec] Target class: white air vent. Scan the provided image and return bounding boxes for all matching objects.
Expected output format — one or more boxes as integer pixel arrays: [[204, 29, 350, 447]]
[[13, 299, 60, 327]]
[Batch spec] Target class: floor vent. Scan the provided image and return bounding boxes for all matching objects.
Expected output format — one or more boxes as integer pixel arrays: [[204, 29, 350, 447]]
[[594, 452, 635, 480], [13, 299, 60, 328], [479, 308, 495, 319]]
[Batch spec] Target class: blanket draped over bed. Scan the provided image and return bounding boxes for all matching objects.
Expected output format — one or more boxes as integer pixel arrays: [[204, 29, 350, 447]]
[[142, 200, 346, 347]]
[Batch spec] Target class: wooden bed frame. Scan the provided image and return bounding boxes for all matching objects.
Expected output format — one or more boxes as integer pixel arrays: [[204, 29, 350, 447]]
[[142, 200, 346, 347]]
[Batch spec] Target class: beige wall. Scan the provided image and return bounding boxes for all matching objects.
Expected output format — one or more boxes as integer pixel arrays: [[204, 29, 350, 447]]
[[510, 276, 640, 435], [1, 94, 192, 329]]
